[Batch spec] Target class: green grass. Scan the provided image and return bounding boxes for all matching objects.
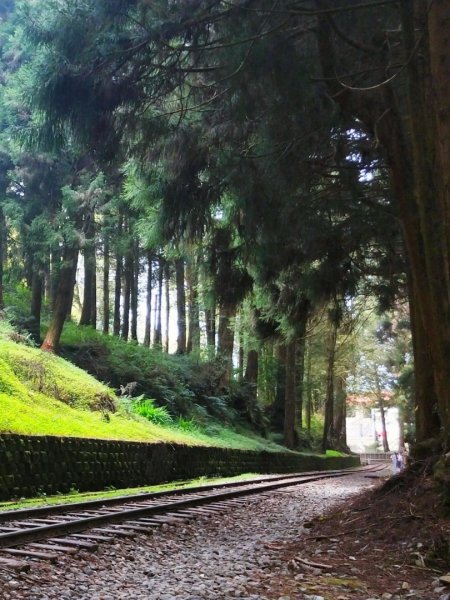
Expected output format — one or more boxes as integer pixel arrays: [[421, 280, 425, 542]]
[[0, 334, 286, 450], [0, 473, 261, 512]]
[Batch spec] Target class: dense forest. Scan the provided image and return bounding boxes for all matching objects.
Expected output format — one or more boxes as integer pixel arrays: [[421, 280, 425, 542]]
[[0, 0, 448, 462]]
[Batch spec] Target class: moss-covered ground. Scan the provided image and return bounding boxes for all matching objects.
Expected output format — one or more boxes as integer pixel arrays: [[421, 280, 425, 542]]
[[0, 332, 287, 450]]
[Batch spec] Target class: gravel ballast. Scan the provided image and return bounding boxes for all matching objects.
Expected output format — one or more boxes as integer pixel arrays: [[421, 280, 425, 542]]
[[0, 472, 437, 600]]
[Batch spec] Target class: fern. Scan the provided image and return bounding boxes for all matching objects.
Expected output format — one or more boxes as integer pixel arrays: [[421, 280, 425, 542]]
[[132, 397, 173, 426]]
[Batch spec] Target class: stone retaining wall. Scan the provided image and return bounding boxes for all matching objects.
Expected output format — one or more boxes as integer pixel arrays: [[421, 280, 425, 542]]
[[0, 433, 360, 500]]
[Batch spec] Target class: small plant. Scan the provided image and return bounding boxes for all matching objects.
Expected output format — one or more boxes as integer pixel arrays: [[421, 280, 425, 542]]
[[176, 416, 199, 432], [132, 396, 174, 426]]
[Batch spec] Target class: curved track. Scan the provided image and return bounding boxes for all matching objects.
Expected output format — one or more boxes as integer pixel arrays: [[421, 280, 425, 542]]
[[0, 464, 385, 568]]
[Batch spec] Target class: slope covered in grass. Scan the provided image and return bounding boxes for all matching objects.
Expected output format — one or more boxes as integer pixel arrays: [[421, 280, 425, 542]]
[[0, 328, 286, 451]]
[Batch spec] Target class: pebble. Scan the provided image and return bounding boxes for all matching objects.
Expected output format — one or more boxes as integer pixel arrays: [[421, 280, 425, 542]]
[[0, 474, 427, 600]]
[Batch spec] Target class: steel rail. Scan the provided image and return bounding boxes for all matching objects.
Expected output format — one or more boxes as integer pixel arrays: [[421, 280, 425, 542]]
[[0, 464, 375, 523], [0, 464, 384, 550]]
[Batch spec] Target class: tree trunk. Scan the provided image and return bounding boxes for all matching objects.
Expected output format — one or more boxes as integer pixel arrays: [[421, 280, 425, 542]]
[[79, 216, 96, 327], [317, 5, 450, 447], [305, 337, 313, 433], [203, 271, 216, 358], [272, 342, 286, 432], [65, 252, 78, 322], [30, 269, 43, 343], [121, 246, 132, 341], [322, 318, 338, 452], [41, 243, 79, 352], [44, 255, 51, 306], [374, 368, 390, 453], [102, 234, 110, 334], [113, 214, 123, 336], [130, 239, 139, 341], [245, 349, 259, 384], [50, 245, 61, 311], [333, 374, 348, 452], [217, 302, 235, 386], [205, 306, 216, 358], [153, 257, 163, 348], [175, 257, 186, 354], [408, 272, 440, 441], [295, 327, 307, 432], [284, 339, 297, 449], [398, 403, 406, 452], [186, 257, 200, 354], [143, 252, 152, 347], [164, 262, 170, 353], [238, 343, 244, 382]]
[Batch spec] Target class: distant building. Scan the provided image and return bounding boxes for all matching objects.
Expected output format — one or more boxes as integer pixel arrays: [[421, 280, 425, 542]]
[[346, 393, 400, 453]]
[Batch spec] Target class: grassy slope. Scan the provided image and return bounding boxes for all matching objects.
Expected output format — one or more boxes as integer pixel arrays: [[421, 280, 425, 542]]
[[0, 336, 286, 451]]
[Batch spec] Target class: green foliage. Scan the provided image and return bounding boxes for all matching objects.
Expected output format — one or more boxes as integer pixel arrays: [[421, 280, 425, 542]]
[[132, 396, 173, 427], [60, 323, 247, 425], [0, 327, 288, 450], [176, 417, 199, 432]]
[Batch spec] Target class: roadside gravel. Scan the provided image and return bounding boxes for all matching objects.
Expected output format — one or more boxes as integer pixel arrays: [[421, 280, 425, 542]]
[[0, 472, 438, 600]]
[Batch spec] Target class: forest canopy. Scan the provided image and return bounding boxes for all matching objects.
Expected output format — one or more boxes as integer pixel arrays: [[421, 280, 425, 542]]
[[0, 0, 448, 456]]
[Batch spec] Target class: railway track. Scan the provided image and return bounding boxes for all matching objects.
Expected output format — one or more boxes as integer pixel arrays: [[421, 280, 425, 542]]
[[0, 464, 385, 571]]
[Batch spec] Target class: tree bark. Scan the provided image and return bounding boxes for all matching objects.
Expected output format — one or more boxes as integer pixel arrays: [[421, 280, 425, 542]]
[[408, 274, 440, 441], [102, 234, 110, 334], [153, 257, 163, 348], [317, 6, 450, 446], [245, 349, 259, 384], [143, 252, 152, 347], [374, 368, 390, 453], [175, 257, 186, 354], [217, 302, 235, 386], [41, 243, 79, 352], [333, 374, 348, 452], [44, 255, 51, 306], [30, 269, 43, 343], [205, 306, 216, 358], [284, 339, 297, 449], [272, 342, 286, 432], [305, 337, 313, 433], [203, 270, 216, 358], [164, 262, 170, 353], [79, 215, 96, 327], [186, 257, 200, 354], [113, 213, 123, 336], [322, 318, 338, 452], [50, 244, 61, 311], [121, 244, 132, 341], [295, 326, 307, 432], [130, 239, 139, 341]]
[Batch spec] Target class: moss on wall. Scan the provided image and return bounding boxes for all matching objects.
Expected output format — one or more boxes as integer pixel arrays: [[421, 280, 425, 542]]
[[0, 433, 359, 500]]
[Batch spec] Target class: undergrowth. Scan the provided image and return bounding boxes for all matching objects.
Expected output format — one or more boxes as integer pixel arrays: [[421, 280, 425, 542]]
[[0, 318, 287, 451], [60, 322, 267, 434]]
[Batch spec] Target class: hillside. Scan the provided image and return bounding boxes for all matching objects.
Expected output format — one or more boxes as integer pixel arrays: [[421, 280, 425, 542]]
[[0, 325, 287, 452]]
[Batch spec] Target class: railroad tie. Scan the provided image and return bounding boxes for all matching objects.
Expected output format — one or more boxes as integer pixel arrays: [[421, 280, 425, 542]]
[[28, 543, 78, 555], [49, 538, 99, 551], [1, 548, 58, 562], [92, 527, 136, 538], [70, 533, 114, 542]]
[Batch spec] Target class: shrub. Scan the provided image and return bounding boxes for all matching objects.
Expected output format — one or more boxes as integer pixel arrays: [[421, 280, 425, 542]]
[[132, 396, 174, 426], [176, 416, 199, 432]]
